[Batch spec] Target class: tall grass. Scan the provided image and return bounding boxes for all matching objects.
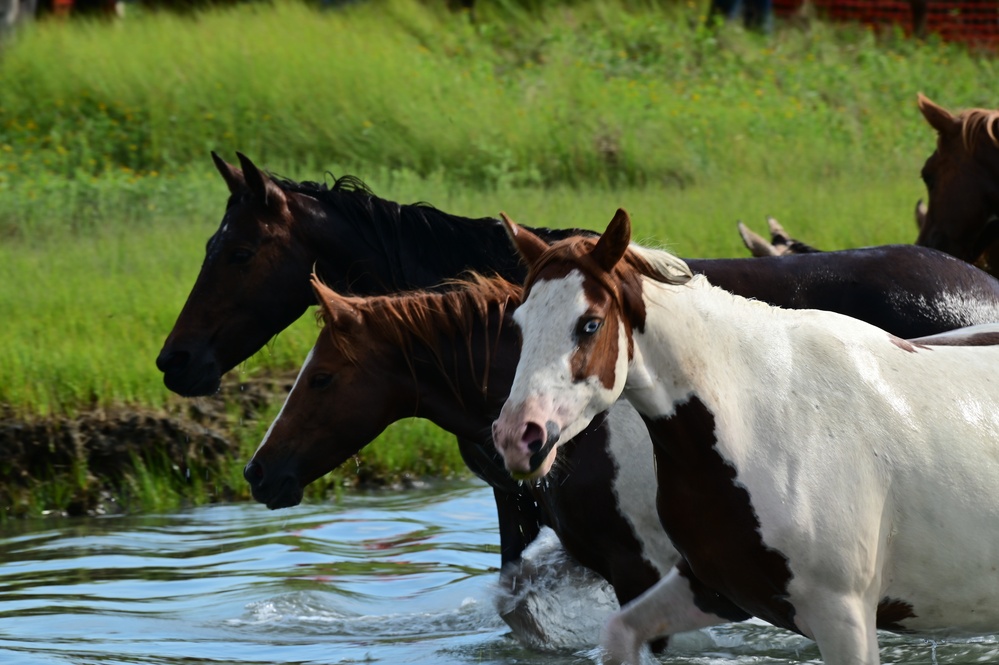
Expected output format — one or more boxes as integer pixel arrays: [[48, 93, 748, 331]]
[[2, 0, 997, 190], [0, 166, 921, 415]]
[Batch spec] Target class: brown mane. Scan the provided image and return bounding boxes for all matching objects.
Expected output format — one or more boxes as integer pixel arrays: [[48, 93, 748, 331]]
[[524, 236, 683, 335], [318, 274, 523, 397], [958, 108, 999, 152]]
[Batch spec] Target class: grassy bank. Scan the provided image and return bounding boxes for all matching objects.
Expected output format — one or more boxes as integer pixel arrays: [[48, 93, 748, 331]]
[[0, 0, 993, 516]]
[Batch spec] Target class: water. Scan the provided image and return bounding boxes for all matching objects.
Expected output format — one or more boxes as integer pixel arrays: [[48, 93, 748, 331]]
[[2, 479, 998, 665]]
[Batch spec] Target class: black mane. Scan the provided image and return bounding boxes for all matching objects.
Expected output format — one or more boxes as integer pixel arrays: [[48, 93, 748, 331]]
[[268, 171, 591, 294]]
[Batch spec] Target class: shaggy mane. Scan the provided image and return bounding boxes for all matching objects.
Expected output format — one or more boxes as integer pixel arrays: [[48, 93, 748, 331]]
[[958, 108, 999, 152], [317, 274, 523, 398], [525, 236, 692, 298]]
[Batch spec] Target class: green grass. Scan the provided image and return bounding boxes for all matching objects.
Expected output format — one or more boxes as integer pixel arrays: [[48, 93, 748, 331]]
[[2, 0, 998, 188], [0, 0, 993, 514], [0, 167, 922, 414]]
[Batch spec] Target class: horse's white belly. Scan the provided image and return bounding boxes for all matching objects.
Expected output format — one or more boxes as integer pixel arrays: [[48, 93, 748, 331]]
[[878, 481, 999, 634]]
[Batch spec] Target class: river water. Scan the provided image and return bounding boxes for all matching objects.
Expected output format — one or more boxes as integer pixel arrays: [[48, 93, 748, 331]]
[[1, 479, 997, 665]]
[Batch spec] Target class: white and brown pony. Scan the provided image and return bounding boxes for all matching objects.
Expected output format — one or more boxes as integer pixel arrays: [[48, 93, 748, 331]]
[[493, 208, 999, 665]]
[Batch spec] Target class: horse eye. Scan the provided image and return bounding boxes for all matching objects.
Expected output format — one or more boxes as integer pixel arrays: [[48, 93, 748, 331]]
[[228, 248, 255, 264], [578, 318, 603, 337], [309, 373, 334, 389]]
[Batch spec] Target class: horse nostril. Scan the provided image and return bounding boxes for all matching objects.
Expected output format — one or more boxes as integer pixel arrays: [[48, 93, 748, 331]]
[[243, 460, 264, 486], [522, 422, 544, 454], [156, 349, 190, 374]]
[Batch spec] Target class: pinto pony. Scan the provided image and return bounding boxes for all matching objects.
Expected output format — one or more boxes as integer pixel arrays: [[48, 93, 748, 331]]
[[493, 209, 999, 665]]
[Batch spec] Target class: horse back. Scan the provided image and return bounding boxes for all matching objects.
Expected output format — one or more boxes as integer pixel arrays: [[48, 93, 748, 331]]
[[687, 245, 999, 338]]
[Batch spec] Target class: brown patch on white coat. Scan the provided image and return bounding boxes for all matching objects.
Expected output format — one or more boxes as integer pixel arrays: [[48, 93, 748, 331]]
[[493, 210, 690, 479]]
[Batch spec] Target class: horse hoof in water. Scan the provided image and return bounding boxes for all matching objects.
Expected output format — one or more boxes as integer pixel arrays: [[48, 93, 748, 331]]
[[494, 527, 619, 652]]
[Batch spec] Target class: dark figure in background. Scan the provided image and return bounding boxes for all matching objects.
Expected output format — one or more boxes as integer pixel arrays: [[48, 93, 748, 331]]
[[910, 0, 928, 37], [709, 0, 772, 31]]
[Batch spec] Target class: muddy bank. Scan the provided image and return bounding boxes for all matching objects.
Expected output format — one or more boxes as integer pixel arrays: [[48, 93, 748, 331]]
[[0, 373, 295, 518]]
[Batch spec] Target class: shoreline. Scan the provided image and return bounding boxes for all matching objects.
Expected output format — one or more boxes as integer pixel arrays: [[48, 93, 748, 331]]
[[1, 371, 457, 519]]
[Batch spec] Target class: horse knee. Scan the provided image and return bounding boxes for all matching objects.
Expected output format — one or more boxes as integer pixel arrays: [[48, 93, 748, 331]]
[[600, 612, 645, 665]]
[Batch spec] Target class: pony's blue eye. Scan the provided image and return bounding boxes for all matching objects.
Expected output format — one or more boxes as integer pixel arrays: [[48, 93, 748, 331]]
[[580, 318, 602, 336]]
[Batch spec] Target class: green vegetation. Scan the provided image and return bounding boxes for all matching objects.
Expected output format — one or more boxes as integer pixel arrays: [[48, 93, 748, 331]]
[[1, 0, 995, 516]]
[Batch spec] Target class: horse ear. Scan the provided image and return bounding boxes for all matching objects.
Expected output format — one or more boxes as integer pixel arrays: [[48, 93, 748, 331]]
[[918, 93, 959, 136], [212, 151, 245, 195], [738, 221, 779, 257], [236, 152, 287, 211], [500, 212, 549, 267], [591, 208, 632, 271], [310, 274, 363, 328]]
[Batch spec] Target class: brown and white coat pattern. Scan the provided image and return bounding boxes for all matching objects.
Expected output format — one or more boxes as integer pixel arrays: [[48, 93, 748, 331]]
[[493, 209, 999, 665]]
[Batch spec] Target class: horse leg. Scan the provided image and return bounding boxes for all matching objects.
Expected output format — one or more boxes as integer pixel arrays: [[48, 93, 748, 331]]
[[600, 565, 732, 664], [454, 436, 543, 566], [493, 486, 543, 566], [797, 592, 879, 665]]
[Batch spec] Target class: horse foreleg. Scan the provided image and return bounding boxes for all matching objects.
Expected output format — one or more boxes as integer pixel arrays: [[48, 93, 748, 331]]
[[797, 593, 879, 665], [493, 486, 544, 566], [600, 565, 731, 665]]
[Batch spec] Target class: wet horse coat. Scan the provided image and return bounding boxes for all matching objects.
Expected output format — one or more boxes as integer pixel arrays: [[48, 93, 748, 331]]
[[494, 209, 999, 665]]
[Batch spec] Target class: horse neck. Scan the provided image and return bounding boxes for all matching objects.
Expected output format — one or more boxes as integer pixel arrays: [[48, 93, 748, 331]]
[[371, 294, 521, 441], [625, 277, 784, 417], [303, 191, 587, 294]]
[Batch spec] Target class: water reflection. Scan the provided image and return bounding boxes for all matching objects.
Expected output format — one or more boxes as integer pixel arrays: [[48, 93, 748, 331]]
[[0, 479, 997, 665]]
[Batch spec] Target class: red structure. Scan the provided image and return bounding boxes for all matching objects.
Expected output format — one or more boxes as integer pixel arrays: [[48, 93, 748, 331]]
[[773, 1, 999, 46]]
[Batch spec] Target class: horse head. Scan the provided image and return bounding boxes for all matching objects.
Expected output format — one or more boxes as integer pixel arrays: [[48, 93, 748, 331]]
[[155, 152, 317, 396], [492, 209, 690, 480], [243, 276, 412, 508], [915, 94, 999, 274]]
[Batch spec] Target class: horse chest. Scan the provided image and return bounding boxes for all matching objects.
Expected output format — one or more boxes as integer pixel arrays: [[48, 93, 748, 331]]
[[535, 412, 665, 604], [642, 396, 799, 634]]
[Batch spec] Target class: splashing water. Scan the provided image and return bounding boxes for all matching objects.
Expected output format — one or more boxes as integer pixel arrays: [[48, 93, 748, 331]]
[[1, 479, 997, 665]]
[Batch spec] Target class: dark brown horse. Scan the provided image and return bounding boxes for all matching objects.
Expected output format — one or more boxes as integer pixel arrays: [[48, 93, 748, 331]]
[[916, 93, 999, 276], [161, 152, 999, 573]]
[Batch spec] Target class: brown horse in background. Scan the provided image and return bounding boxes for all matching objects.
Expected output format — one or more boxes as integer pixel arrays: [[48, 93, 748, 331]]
[[917, 93, 999, 277], [739, 94, 999, 280]]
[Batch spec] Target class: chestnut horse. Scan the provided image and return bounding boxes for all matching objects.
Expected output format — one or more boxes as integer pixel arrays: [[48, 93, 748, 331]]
[[738, 94, 999, 278], [494, 208, 999, 665], [917, 93, 999, 276], [162, 153, 999, 573]]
